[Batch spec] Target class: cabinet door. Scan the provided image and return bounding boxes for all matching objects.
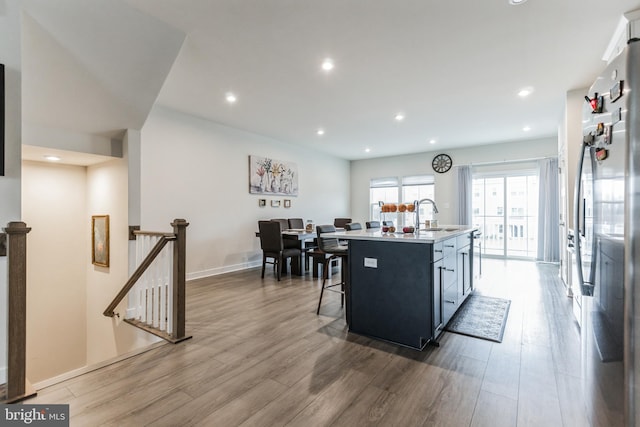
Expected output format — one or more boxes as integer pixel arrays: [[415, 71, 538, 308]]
[[443, 281, 458, 325], [442, 252, 456, 290], [457, 246, 472, 298], [433, 259, 443, 335]]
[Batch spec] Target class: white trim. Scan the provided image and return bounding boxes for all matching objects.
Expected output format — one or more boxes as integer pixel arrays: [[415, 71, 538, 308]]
[[186, 260, 261, 281], [603, 15, 630, 63], [32, 341, 167, 390], [463, 155, 555, 168], [0, 366, 6, 383]]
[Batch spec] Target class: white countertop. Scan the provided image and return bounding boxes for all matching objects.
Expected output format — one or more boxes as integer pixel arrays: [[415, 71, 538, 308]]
[[324, 225, 478, 244]]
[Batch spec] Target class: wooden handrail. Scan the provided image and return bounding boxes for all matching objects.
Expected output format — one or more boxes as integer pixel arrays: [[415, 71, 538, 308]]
[[103, 235, 176, 317], [105, 218, 190, 344], [133, 230, 175, 237]]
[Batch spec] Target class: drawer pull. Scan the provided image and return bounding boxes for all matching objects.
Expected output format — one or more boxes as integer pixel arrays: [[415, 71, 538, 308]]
[[434, 249, 443, 253], [444, 245, 455, 248], [445, 299, 456, 304], [445, 268, 454, 272]]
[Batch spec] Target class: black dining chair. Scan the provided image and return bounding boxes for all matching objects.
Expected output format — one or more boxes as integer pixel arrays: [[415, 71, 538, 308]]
[[271, 218, 298, 250], [258, 220, 301, 281], [333, 218, 352, 229], [288, 218, 304, 229], [271, 218, 290, 231], [316, 225, 349, 314], [344, 222, 362, 231], [366, 221, 380, 229]]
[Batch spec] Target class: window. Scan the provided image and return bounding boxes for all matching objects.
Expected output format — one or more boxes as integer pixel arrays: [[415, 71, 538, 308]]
[[370, 175, 434, 227], [370, 177, 399, 225]]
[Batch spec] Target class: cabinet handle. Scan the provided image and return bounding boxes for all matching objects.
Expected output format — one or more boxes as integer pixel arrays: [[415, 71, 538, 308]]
[[444, 245, 455, 248], [445, 268, 454, 272], [434, 249, 443, 253], [445, 299, 456, 304]]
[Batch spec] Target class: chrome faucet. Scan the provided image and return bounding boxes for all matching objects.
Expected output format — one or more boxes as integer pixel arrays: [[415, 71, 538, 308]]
[[415, 198, 439, 230]]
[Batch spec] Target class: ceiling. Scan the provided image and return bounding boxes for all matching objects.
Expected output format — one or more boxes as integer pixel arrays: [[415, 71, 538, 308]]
[[20, 0, 640, 161]]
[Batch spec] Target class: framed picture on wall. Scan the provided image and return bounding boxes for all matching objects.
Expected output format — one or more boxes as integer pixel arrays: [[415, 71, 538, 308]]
[[92, 215, 110, 267]]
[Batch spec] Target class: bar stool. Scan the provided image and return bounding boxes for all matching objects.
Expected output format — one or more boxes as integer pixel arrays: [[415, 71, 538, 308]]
[[344, 223, 362, 231], [315, 225, 349, 315]]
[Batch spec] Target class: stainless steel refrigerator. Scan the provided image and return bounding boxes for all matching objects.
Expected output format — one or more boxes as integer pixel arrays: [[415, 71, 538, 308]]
[[574, 15, 640, 426]]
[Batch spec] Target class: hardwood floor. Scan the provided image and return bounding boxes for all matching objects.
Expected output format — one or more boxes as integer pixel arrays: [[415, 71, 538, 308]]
[[25, 259, 590, 426]]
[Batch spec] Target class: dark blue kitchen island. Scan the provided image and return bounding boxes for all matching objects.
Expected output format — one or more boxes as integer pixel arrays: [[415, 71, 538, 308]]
[[325, 226, 477, 350]]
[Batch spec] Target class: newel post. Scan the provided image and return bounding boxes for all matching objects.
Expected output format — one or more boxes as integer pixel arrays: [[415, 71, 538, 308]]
[[4, 221, 32, 401], [171, 219, 189, 341]]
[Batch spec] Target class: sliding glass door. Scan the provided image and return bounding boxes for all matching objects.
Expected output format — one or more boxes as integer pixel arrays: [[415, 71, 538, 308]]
[[472, 172, 539, 258]]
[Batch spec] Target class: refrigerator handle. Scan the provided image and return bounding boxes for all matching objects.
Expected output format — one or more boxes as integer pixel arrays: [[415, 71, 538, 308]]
[[573, 142, 588, 290], [573, 142, 595, 295]]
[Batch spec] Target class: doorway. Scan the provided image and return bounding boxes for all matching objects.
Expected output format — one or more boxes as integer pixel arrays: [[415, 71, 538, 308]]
[[472, 172, 539, 259]]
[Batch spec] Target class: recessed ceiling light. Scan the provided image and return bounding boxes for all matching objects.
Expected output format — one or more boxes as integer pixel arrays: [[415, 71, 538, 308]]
[[365, 148, 371, 153], [509, 0, 527, 4], [395, 113, 405, 121], [44, 155, 61, 162], [317, 129, 325, 136], [429, 139, 436, 144], [225, 92, 237, 103], [518, 87, 533, 97], [321, 58, 334, 71], [523, 126, 531, 132]]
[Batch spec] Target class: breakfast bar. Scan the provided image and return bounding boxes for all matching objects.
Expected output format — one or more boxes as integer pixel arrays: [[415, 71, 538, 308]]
[[325, 226, 477, 350]]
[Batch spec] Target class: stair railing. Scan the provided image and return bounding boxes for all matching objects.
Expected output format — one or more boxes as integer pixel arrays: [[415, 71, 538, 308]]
[[2, 221, 36, 403], [103, 219, 190, 343]]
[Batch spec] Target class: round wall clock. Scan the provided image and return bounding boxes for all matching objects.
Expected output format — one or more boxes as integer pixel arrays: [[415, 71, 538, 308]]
[[432, 153, 452, 173]]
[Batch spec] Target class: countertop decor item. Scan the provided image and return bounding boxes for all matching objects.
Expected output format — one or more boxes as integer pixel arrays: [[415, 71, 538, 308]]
[[432, 153, 452, 173]]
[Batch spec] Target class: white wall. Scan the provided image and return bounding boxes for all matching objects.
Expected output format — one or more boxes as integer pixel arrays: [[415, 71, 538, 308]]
[[140, 106, 351, 279], [350, 138, 558, 225], [0, 0, 22, 385], [85, 158, 158, 365], [22, 161, 87, 383]]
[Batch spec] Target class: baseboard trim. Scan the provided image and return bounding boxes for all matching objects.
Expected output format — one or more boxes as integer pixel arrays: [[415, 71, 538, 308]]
[[187, 260, 261, 281], [32, 341, 167, 391]]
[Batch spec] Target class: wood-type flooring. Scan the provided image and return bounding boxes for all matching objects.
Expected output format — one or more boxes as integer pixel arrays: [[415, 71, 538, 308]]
[[25, 259, 589, 426]]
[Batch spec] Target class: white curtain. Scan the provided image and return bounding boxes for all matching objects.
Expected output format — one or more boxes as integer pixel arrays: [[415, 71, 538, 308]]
[[537, 158, 560, 262], [455, 166, 473, 225]]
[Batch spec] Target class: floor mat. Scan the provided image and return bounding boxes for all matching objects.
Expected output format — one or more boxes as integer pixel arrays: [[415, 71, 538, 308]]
[[445, 294, 511, 343]]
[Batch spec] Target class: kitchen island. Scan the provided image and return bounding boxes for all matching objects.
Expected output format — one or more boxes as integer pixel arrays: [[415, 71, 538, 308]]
[[324, 226, 477, 350]]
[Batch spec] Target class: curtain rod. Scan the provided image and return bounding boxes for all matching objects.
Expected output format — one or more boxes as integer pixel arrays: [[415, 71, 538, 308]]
[[455, 155, 557, 168]]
